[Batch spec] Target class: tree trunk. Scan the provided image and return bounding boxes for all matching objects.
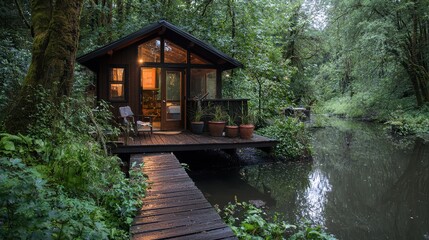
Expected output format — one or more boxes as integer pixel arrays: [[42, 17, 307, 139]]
[[4, 0, 84, 133], [403, 0, 429, 106]]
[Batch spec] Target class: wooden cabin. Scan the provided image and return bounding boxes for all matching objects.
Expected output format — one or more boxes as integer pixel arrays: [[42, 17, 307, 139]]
[[77, 20, 245, 131]]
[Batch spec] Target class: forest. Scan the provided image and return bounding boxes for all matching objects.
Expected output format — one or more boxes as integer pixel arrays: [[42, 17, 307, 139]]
[[0, 0, 428, 239]]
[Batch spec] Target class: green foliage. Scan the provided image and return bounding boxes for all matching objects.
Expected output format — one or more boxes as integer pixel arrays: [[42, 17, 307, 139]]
[[210, 105, 228, 122], [0, 131, 147, 239], [104, 162, 148, 228], [241, 111, 256, 125], [0, 157, 111, 239], [217, 200, 336, 240], [386, 105, 429, 135], [257, 117, 311, 160], [0, 93, 147, 239], [309, 0, 429, 134], [0, 37, 31, 116]]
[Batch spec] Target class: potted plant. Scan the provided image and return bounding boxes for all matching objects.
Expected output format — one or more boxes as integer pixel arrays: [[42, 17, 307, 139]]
[[190, 93, 208, 134], [190, 107, 205, 134], [225, 114, 239, 138], [239, 112, 255, 139], [208, 105, 227, 137]]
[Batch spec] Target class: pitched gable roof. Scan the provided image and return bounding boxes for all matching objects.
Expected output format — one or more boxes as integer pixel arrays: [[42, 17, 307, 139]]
[[77, 20, 243, 71]]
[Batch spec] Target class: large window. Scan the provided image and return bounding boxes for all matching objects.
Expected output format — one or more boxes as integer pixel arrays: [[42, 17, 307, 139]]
[[138, 38, 161, 63], [109, 66, 127, 101], [164, 40, 187, 63], [138, 38, 188, 64], [190, 69, 217, 99]]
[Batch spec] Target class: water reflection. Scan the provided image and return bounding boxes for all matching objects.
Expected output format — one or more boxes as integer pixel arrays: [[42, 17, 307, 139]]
[[191, 119, 429, 240], [299, 169, 332, 225]]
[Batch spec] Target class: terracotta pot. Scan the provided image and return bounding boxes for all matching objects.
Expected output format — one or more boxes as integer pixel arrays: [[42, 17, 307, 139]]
[[239, 124, 254, 139], [208, 121, 226, 137], [191, 121, 204, 134], [225, 125, 239, 138]]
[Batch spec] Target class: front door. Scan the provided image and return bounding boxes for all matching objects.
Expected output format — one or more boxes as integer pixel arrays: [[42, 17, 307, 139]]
[[161, 69, 184, 130], [140, 67, 184, 131]]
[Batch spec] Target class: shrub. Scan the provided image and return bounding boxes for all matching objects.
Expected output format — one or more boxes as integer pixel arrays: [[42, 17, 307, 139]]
[[0, 94, 147, 239], [386, 106, 429, 135], [0, 157, 111, 239], [217, 200, 336, 240], [257, 117, 311, 160]]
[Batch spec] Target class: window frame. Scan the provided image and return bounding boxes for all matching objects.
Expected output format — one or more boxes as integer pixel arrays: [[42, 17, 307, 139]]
[[190, 68, 217, 99], [108, 64, 128, 102]]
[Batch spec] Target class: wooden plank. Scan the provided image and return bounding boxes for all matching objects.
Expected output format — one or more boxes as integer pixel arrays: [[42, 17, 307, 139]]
[[132, 212, 222, 233], [144, 189, 204, 201], [132, 221, 228, 240], [137, 202, 213, 218], [131, 153, 236, 240], [170, 227, 236, 240], [133, 208, 217, 225], [143, 193, 205, 205]]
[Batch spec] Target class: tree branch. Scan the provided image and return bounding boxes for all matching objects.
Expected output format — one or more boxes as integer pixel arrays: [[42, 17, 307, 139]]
[[14, 0, 31, 29]]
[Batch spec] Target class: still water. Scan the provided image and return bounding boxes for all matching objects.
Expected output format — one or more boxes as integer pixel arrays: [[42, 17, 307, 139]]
[[184, 119, 429, 240]]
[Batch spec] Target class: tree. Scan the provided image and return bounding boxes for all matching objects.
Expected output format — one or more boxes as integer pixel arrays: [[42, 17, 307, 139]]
[[4, 0, 84, 133], [318, 0, 429, 108]]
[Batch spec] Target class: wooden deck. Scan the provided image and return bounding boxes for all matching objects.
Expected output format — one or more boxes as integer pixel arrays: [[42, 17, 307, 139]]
[[113, 131, 277, 154], [131, 153, 237, 240]]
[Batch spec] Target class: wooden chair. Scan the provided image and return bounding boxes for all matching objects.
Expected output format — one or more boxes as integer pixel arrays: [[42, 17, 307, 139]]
[[119, 106, 153, 136]]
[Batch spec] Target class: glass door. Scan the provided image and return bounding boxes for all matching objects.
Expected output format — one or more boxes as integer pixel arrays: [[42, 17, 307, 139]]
[[161, 69, 184, 130], [141, 67, 161, 130]]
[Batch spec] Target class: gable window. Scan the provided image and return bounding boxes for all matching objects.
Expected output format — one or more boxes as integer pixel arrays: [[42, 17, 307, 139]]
[[190, 53, 211, 65], [109, 66, 127, 101], [138, 38, 161, 63], [164, 40, 187, 63]]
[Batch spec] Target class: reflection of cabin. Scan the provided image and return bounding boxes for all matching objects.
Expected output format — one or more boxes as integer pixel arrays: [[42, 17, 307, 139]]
[[77, 20, 245, 131]]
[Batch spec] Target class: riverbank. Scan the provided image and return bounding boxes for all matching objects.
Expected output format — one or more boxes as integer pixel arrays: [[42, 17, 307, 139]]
[[315, 96, 429, 135]]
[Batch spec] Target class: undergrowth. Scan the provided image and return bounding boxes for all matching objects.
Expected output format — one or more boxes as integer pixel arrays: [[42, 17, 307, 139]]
[[257, 117, 312, 161], [0, 94, 147, 239], [217, 199, 336, 240], [317, 95, 429, 135]]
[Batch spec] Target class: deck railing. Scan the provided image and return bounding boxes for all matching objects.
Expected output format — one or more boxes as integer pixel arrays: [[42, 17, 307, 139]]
[[187, 98, 248, 126]]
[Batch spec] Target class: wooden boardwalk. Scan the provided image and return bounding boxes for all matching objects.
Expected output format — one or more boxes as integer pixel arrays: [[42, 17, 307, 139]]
[[131, 153, 237, 240], [114, 131, 277, 154]]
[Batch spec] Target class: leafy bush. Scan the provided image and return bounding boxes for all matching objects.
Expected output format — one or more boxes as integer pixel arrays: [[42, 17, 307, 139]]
[[386, 105, 429, 135], [0, 95, 147, 239], [217, 200, 336, 240], [257, 117, 311, 160], [0, 157, 111, 239], [104, 162, 148, 229]]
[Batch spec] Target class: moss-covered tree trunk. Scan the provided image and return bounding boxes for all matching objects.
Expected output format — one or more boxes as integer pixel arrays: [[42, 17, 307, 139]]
[[4, 0, 83, 133]]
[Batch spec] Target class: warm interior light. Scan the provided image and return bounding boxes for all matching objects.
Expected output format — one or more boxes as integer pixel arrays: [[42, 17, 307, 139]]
[[138, 59, 143, 63]]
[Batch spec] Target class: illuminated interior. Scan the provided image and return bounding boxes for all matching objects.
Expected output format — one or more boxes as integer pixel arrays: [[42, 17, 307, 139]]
[[138, 38, 161, 63], [138, 38, 215, 130], [109, 67, 125, 101], [141, 67, 161, 130]]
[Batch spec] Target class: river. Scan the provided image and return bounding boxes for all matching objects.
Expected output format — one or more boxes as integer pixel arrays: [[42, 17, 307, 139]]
[[179, 118, 429, 240]]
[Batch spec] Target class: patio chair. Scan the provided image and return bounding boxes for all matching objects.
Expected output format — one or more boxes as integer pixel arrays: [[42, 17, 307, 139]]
[[119, 106, 153, 136]]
